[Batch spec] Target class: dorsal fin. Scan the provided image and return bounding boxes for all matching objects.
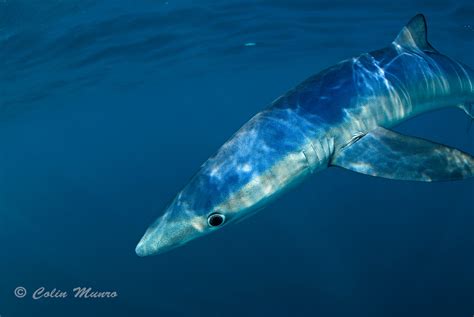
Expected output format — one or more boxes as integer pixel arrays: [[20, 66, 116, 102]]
[[393, 14, 437, 52]]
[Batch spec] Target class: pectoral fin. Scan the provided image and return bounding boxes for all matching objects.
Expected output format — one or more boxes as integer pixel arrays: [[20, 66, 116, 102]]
[[331, 127, 474, 182]]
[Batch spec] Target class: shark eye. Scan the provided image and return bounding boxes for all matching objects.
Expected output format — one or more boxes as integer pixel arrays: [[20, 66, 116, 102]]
[[207, 213, 225, 227]]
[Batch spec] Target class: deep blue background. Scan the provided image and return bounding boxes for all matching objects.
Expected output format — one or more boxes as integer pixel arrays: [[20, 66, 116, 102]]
[[0, 1, 473, 316]]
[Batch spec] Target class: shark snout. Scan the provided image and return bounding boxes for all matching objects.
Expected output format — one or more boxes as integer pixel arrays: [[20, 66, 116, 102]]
[[135, 208, 205, 257]]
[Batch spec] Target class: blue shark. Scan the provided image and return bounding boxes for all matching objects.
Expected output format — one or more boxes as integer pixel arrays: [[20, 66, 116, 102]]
[[135, 14, 474, 256]]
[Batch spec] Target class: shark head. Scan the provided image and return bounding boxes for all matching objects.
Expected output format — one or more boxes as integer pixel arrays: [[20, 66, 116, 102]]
[[135, 133, 261, 256], [135, 112, 316, 256], [135, 147, 274, 256]]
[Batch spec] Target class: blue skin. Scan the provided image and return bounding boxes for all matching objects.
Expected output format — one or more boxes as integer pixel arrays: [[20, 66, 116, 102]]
[[135, 15, 474, 256]]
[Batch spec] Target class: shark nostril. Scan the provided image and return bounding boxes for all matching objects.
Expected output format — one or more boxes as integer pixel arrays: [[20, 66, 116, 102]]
[[207, 213, 225, 227]]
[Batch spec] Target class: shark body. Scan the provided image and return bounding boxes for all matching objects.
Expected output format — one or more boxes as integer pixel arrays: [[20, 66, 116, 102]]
[[136, 14, 474, 256]]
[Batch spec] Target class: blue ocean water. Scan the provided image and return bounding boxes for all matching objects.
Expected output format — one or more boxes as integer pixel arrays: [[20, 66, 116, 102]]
[[1, 1, 473, 316]]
